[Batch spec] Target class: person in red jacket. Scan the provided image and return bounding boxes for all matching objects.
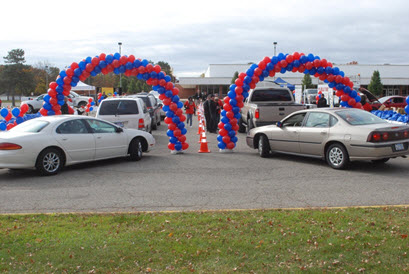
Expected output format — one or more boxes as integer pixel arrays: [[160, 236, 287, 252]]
[[184, 97, 196, 127]]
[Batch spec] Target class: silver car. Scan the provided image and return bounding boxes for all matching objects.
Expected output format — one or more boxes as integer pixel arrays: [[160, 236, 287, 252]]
[[246, 108, 409, 169]]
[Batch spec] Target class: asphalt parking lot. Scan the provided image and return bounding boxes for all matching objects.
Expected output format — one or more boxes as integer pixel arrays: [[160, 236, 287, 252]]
[[1, 115, 409, 214]]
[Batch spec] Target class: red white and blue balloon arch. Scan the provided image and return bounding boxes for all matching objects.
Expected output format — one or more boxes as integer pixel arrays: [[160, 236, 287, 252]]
[[1, 52, 409, 152]]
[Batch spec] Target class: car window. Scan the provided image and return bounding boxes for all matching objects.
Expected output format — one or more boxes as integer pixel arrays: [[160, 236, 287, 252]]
[[56, 119, 88, 134], [137, 96, 152, 108], [251, 89, 292, 102], [117, 100, 139, 115], [394, 98, 404, 103], [305, 112, 330, 128], [9, 120, 49, 133], [330, 115, 338, 127], [86, 119, 117, 133], [336, 109, 387, 125], [282, 113, 306, 127], [143, 104, 148, 113], [37, 95, 45, 101]]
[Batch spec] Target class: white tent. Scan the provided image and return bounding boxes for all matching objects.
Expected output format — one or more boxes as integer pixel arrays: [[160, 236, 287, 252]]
[[71, 81, 96, 91]]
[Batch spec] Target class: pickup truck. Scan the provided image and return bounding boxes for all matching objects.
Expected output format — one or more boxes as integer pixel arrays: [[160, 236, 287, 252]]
[[21, 91, 93, 114], [238, 83, 306, 133]]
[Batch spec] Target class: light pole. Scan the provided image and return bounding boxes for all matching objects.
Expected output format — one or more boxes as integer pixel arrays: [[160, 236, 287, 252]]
[[273, 42, 277, 80], [118, 42, 122, 90], [45, 65, 48, 90]]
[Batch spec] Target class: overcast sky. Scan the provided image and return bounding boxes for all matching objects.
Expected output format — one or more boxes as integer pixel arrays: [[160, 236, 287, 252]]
[[1, 0, 408, 77]]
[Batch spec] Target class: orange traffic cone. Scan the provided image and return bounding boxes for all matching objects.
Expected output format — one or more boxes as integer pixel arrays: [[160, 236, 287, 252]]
[[198, 131, 209, 143], [198, 137, 210, 153]]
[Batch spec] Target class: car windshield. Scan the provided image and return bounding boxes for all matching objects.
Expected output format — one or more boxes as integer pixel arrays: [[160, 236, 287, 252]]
[[99, 100, 139, 115], [251, 89, 292, 102], [9, 120, 49, 133], [336, 109, 387, 125], [378, 97, 391, 104], [137, 96, 152, 107]]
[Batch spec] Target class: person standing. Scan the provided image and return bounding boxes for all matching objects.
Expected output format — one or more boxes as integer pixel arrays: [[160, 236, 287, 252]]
[[208, 95, 218, 133], [61, 97, 69, 114], [317, 94, 327, 108], [203, 94, 212, 132], [184, 97, 196, 128], [215, 97, 223, 124]]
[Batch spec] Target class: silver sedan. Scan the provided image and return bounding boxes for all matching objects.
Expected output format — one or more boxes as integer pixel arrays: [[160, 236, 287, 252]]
[[246, 108, 409, 169]]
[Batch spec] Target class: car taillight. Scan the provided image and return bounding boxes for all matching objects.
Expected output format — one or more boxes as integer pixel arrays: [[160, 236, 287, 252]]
[[138, 119, 144, 129], [0, 142, 22, 150], [382, 132, 389, 141], [404, 130, 409, 139], [368, 132, 381, 142], [255, 109, 260, 119]]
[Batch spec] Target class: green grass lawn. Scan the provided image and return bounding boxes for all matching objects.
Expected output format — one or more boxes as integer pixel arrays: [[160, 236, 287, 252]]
[[1, 207, 408, 273]]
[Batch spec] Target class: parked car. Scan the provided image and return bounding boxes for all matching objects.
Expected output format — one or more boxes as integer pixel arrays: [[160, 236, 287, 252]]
[[246, 108, 409, 169], [377, 96, 408, 109], [0, 115, 155, 175], [96, 98, 152, 133], [149, 90, 166, 120], [21, 91, 93, 113], [239, 82, 306, 133], [304, 89, 318, 104], [127, 93, 162, 130]]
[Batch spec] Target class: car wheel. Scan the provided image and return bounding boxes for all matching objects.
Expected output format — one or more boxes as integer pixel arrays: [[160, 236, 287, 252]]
[[238, 117, 246, 133], [27, 105, 35, 114], [36, 148, 64, 176], [157, 117, 161, 126], [371, 158, 390, 164], [258, 134, 271, 158], [326, 143, 349, 170], [129, 138, 143, 161], [247, 118, 254, 133]]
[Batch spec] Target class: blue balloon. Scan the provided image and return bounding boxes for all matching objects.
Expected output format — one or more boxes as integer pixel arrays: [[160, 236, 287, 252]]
[[142, 73, 149, 80], [224, 123, 232, 131], [157, 87, 165, 94], [158, 72, 165, 79], [259, 75, 265, 81], [221, 110, 227, 117], [229, 84, 237, 92], [169, 137, 178, 144], [333, 67, 340, 75], [266, 62, 274, 71], [177, 101, 184, 108], [350, 90, 357, 98], [113, 53, 120, 60], [339, 71, 345, 77], [105, 54, 113, 64], [74, 68, 82, 76], [150, 71, 158, 78], [325, 67, 333, 74], [242, 85, 250, 92], [227, 90, 236, 99], [280, 68, 286, 74], [99, 60, 107, 69], [234, 113, 241, 120], [126, 62, 133, 70], [11, 108, 20, 117], [231, 136, 238, 143], [308, 53, 315, 62], [166, 130, 174, 137], [277, 53, 285, 61], [91, 101, 95, 106], [166, 111, 174, 118], [90, 71, 97, 76], [218, 142, 226, 149], [304, 69, 310, 75], [165, 90, 173, 98], [1, 108, 9, 118], [94, 66, 101, 74], [228, 130, 236, 138], [172, 116, 180, 124], [405, 105, 409, 114], [43, 95, 51, 103], [221, 117, 229, 124], [229, 99, 237, 106], [328, 82, 335, 88], [309, 68, 316, 75], [119, 66, 126, 73], [355, 95, 361, 103], [175, 143, 182, 151], [57, 94, 64, 100], [344, 86, 351, 94], [177, 122, 185, 129], [162, 105, 170, 112], [171, 95, 180, 103], [217, 135, 223, 142], [85, 56, 92, 63], [133, 59, 141, 67], [181, 128, 187, 135], [56, 78, 64, 86], [141, 59, 149, 66], [406, 96, 409, 105], [317, 67, 324, 74], [300, 55, 308, 64], [246, 69, 254, 77], [293, 60, 300, 68], [165, 75, 172, 82], [79, 61, 86, 70], [58, 100, 65, 106], [47, 110, 55, 116], [0, 122, 6, 131], [59, 70, 67, 78], [262, 69, 269, 77], [271, 56, 278, 65], [232, 107, 240, 114], [244, 76, 252, 84]]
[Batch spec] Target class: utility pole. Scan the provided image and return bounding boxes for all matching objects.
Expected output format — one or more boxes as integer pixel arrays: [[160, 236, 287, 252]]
[[118, 42, 122, 90]]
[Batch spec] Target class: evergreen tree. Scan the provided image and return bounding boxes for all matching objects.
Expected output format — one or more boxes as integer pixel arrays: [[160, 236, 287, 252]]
[[128, 79, 137, 93], [367, 70, 383, 96], [231, 71, 239, 84], [301, 74, 314, 91]]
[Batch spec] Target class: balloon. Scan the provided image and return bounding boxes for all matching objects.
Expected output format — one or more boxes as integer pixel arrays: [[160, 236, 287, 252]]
[[0, 108, 8, 118], [226, 142, 235, 150], [0, 122, 6, 131], [218, 142, 226, 149]]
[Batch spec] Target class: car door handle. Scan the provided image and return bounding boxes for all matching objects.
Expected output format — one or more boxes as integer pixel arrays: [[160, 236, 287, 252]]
[[320, 131, 327, 135], [97, 136, 102, 139], [61, 138, 68, 141]]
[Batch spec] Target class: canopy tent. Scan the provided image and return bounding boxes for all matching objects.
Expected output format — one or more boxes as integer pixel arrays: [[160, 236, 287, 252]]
[[274, 77, 295, 91], [71, 81, 96, 91]]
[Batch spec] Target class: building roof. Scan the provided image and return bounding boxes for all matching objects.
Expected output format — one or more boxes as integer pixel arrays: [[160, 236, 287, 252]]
[[179, 63, 409, 87]]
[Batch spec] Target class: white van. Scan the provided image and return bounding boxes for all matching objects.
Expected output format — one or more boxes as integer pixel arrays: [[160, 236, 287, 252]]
[[96, 98, 152, 133]]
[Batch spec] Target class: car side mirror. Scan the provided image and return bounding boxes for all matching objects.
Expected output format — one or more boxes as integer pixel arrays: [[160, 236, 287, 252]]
[[115, 127, 123, 133], [276, 121, 283, 128]]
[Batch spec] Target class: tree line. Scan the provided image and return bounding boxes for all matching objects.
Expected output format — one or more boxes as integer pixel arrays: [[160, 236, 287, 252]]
[[0, 49, 175, 105]]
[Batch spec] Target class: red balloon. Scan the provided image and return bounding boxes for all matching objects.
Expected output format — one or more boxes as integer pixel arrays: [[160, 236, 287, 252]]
[[159, 79, 166, 86], [305, 62, 313, 70], [173, 129, 181, 137], [166, 82, 174, 91], [119, 56, 127, 65], [168, 143, 175, 150], [335, 90, 344, 97], [175, 109, 183, 116], [226, 142, 235, 150], [235, 86, 243, 94], [280, 60, 288, 68], [6, 123, 14, 130], [236, 101, 244, 108], [86, 63, 94, 72], [319, 73, 327, 81], [251, 76, 259, 84], [348, 98, 356, 106], [263, 56, 271, 63], [154, 65, 161, 73], [112, 60, 120, 68], [55, 110, 62, 115], [318, 91, 322, 94], [355, 102, 363, 109], [20, 103, 29, 114], [101, 68, 109, 75], [223, 96, 230, 104], [315, 96, 320, 102], [258, 61, 267, 70], [99, 53, 106, 61], [178, 135, 186, 143], [49, 82, 58, 89], [218, 122, 224, 129], [146, 64, 154, 73], [49, 98, 58, 105], [219, 129, 228, 136], [128, 55, 136, 63], [226, 111, 234, 119], [239, 72, 246, 79], [249, 82, 256, 89], [285, 55, 294, 63], [88, 98, 93, 103], [179, 115, 186, 122], [52, 105, 61, 112], [313, 59, 321, 68], [68, 106, 74, 114], [222, 135, 231, 144], [223, 104, 232, 111], [327, 75, 335, 82], [91, 57, 99, 66], [66, 68, 74, 77], [39, 108, 48, 116], [168, 123, 176, 130], [297, 65, 305, 73], [182, 143, 189, 150], [71, 62, 79, 70], [62, 90, 70, 96], [293, 52, 301, 60], [164, 117, 173, 124], [235, 78, 243, 86], [232, 124, 239, 131], [172, 88, 179, 96], [341, 95, 349, 102], [335, 75, 343, 83], [274, 64, 281, 72], [169, 103, 178, 111], [321, 59, 328, 67], [63, 76, 71, 85], [5, 113, 12, 122], [163, 98, 171, 105], [230, 118, 238, 125]]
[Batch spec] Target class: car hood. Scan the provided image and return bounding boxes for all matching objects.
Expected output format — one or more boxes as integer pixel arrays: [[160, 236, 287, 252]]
[[359, 88, 379, 102]]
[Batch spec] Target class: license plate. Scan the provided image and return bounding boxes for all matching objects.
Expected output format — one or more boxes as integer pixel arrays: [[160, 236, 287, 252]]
[[395, 143, 404, 151], [114, 122, 124, 127]]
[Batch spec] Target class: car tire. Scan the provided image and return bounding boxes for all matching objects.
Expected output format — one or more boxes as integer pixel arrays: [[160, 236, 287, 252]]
[[35, 148, 64, 176], [157, 117, 161, 126], [326, 143, 349, 170], [247, 118, 254, 133], [129, 138, 143, 161], [258, 134, 271, 158], [238, 117, 246, 133], [152, 120, 157, 130], [371, 158, 390, 164], [27, 105, 35, 114]]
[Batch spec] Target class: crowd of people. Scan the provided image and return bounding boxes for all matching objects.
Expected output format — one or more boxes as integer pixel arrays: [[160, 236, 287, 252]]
[[184, 94, 223, 133]]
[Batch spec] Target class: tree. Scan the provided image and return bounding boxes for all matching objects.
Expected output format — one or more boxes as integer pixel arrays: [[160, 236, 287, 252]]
[[231, 71, 239, 84], [301, 74, 314, 91], [156, 61, 175, 82], [128, 79, 137, 93], [1, 49, 34, 105], [367, 70, 383, 96]]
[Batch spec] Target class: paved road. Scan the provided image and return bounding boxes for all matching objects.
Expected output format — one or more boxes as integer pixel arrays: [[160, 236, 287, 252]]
[[1, 116, 409, 214]]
